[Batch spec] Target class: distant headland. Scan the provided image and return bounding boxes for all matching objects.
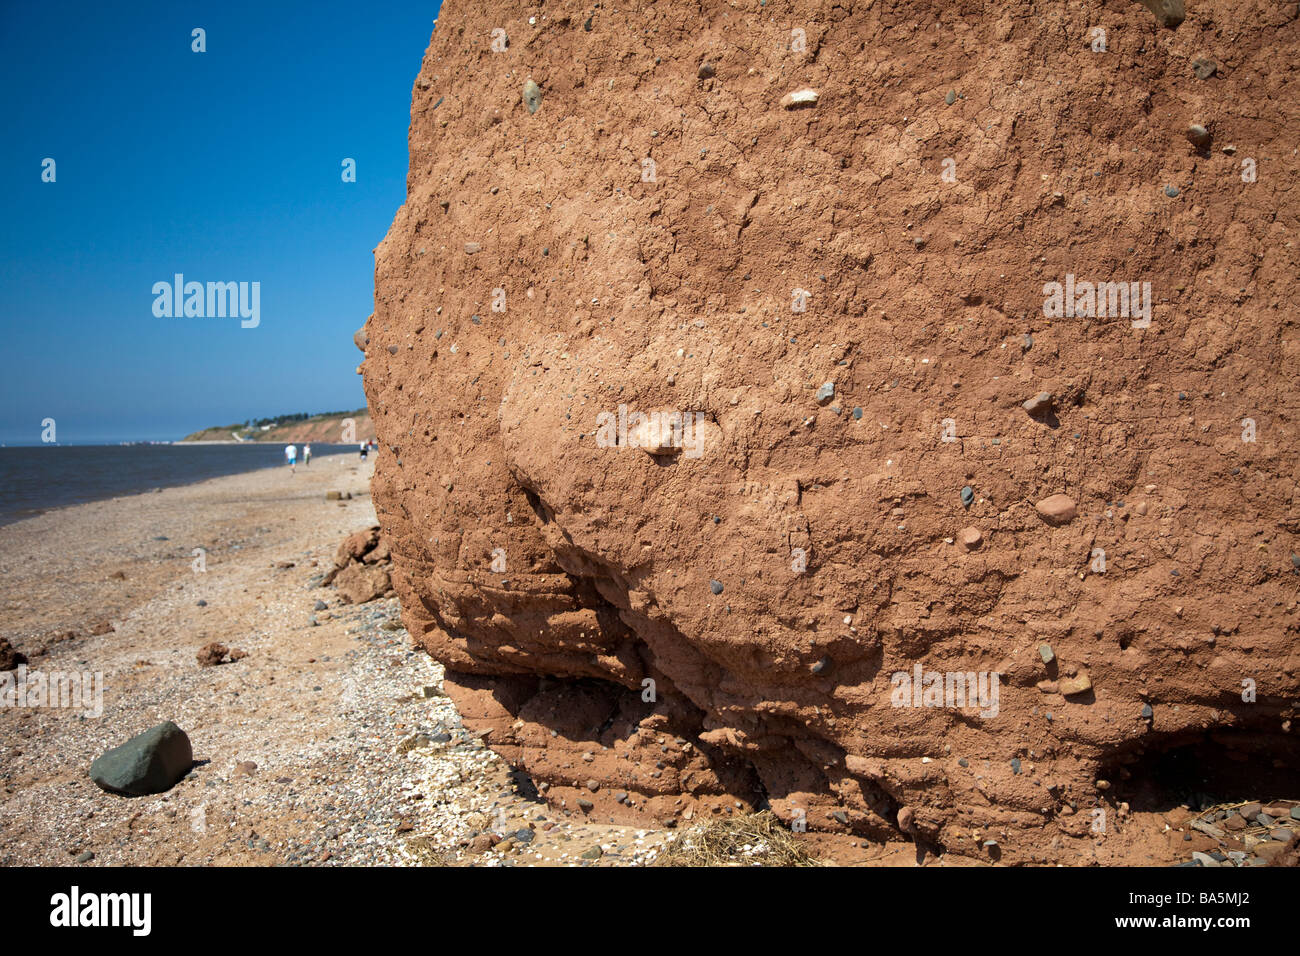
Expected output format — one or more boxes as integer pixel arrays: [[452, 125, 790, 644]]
[[179, 408, 375, 444]]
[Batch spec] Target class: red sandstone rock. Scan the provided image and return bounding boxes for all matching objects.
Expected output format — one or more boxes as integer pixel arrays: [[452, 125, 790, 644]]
[[362, 0, 1300, 862]]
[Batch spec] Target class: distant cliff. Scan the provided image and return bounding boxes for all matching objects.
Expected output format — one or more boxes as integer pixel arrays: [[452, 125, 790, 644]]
[[180, 410, 375, 444]]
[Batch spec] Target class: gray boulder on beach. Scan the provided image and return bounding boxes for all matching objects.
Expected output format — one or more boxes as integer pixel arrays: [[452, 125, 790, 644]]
[[89, 721, 193, 796]]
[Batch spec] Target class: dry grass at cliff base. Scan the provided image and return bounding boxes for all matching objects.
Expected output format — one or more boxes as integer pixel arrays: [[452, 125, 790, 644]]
[[653, 811, 822, 867]]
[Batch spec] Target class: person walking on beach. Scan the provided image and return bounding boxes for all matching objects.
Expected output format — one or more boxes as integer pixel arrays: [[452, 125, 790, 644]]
[[285, 443, 297, 474], [358, 441, 367, 461], [303, 443, 312, 466]]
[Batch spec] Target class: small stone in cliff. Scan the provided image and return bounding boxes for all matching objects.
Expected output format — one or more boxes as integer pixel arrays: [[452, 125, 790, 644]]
[[1039, 644, 1055, 665], [780, 88, 818, 109], [1059, 672, 1092, 696], [1185, 124, 1211, 149], [710, 579, 724, 595], [958, 526, 982, 551], [697, 62, 715, 79], [523, 79, 542, 114], [816, 382, 834, 405], [90, 722, 193, 796], [1192, 58, 1217, 79], [1022, 392, 1054, 416], [1138, 0, 1185, 28], [1035, 494, 1077, 524], [960, 486, 974, 508], [627, 415, 683, 456]]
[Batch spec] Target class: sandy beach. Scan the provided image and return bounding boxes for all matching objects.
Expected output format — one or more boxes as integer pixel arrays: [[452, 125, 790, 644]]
[[0, 456, 684, 866]]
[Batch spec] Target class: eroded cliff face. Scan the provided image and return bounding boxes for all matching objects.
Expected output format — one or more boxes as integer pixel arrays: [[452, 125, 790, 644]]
[[362, 0, 1300, 862]]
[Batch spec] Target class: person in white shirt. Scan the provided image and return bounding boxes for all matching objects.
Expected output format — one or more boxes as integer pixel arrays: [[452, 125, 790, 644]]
[[303, 443, 312, 466], [285, 443, 297, 474]]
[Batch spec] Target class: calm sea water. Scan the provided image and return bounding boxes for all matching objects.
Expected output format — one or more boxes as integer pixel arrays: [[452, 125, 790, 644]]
[[0, 444, 359, 526]]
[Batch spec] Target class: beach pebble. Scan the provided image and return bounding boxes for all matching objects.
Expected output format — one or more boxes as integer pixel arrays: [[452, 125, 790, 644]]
[[1039, 644, 1055, 665], [710, 579, 724, 595], [816, 383, 835, 405], [960, 486, 974, 508], [89, 721, 193, 797]]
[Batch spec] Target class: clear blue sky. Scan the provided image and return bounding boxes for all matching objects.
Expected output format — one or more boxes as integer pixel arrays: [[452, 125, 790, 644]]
[[0, 0, 439, 443]]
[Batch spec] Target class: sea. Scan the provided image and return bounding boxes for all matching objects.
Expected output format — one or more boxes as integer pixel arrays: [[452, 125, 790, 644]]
[[0, 443, 362, 526]]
